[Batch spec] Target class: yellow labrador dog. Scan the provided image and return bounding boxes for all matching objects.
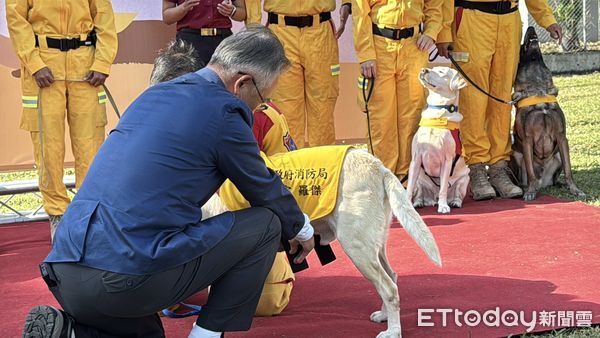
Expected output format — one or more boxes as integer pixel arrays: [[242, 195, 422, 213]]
[[406, 67, 470, 214], [202, 148, 442, 338]]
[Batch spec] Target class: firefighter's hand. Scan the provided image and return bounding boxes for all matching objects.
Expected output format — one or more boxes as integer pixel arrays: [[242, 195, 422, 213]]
[[336, 4, 351, 39], [84, 71, 108, 87], [547, 23, 563, 46], [217, 0, 235, 17], [361, 60, 377, 79], [182, 0, 201, 11], [33, 67, 54, 88], [288, 237, 315, 264], [436, 42, 452, 58], [417, 34, 435, 51]]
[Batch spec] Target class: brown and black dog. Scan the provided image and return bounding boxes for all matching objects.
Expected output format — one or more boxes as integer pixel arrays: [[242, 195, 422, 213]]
[[511, 27, 585, 201]]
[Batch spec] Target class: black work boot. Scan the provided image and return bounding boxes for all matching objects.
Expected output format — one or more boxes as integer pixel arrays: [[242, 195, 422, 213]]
[[468, 163, 496, 201], [22, 305, 73, 338], [488, 160, 523, 198]]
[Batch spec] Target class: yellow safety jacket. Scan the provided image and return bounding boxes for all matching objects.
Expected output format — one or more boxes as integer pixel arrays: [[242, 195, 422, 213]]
[[352, 0, 444, 63], [220, 146, 352, 220], [6, 0, 118, 75], [246, 0, 351, 25], [438, 0, 557, 43]]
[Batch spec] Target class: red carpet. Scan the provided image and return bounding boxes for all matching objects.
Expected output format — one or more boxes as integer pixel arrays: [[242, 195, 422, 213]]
[[1, 195, 599, 338]]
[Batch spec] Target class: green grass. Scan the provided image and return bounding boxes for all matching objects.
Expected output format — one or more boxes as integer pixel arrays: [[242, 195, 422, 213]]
[[538, 72, 600, 206], [0, 169, 74, 214]]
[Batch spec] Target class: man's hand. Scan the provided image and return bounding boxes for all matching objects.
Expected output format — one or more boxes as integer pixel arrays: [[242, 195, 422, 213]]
[[33, 67, 54, 88], [84, 71, 108, 87], [217, 0, 235, 17], [436, 42, 452, 58], [417, 34, 435, 51], [182, 0, 201, 11], [361, 60, 377, 79], [336, 4, 351, 39], [288, 236, 315, 264], [547, 23, 563, 45]]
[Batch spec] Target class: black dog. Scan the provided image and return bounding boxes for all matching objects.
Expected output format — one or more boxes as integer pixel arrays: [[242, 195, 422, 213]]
[[511, 27, 585, 201]]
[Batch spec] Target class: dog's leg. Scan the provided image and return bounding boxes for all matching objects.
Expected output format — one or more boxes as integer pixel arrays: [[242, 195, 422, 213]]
[[512, 151, 528, 187], [523, 139, 541, 201], [436, 155, 453, 213], [337, 219, 402, 338], [379, 244, 397, 282], [557, 135, 585, 197], [369, 244, 399, 329], [406, 153, 422, 207], [449, 174, 469, 208]]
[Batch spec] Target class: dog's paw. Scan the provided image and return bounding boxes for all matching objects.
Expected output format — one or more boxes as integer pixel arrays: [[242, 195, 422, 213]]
[[423, 198, 436, 207], [370, 310, 388, 323], [449, 199, 463, 208], [376, 328, 401, 338], [413, 200, 424, 208], [437, 204, 451, 214], [570, 186, 586, 198], [523, 190, 537, 201]]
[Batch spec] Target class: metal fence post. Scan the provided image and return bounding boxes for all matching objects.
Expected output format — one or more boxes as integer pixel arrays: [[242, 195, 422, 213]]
[[583, 0, 588, 49]]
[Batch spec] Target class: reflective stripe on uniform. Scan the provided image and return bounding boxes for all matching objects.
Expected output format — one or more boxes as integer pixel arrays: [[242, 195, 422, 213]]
[[357, 76, 368, 89], [22, 95, 38, 108], [98, 91, 107, 104], [330, 64, 340, 76]]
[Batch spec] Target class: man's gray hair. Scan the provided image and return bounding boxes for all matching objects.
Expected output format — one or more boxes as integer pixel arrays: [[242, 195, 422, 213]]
[[209, 25, 290, 90], [149, 40, 203, 85]]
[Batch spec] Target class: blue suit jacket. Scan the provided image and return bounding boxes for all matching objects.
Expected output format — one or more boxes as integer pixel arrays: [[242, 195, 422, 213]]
[[45, 68, 304, 275]]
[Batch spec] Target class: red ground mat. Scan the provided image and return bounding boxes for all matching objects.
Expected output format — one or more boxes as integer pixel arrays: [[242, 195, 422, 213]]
[[1, 195, 599, 338]]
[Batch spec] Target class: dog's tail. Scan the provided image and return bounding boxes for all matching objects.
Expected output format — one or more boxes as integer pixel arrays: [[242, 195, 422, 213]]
[[382, 168, 442, 267]]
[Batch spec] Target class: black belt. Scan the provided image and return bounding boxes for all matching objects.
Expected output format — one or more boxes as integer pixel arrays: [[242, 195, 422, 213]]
[[455, 0, 518, 14], [35, 33, 96, 52], [179, 28, 232, 36], [267, 12, 331, 28], [372, 24, 415, 41]]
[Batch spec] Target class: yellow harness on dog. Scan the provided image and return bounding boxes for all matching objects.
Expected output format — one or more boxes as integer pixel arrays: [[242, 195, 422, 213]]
[[515, 95, 558, 109], [220, 145, 352, 220], [418, 117, 460, 130]]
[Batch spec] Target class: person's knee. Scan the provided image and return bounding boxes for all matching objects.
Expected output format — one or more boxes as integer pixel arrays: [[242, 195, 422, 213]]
[[261, 208, 282, 240]]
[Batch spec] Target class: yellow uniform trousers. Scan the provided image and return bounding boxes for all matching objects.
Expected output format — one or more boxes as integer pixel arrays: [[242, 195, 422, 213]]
[[20, 46, 107, 215], [452, 8, 521, 165], [268, 20, 339, 147], [362, 34, 427, 178], [255, 251, 295, 316]]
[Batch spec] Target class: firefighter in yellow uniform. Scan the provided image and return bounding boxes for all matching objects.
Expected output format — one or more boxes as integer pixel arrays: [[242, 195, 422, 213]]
[[245, 0, 352, 147], [6, 0, 118, 239], [251, 101, 297, 316], [436, 0, 562, 200], [352, 0, 444, 183]]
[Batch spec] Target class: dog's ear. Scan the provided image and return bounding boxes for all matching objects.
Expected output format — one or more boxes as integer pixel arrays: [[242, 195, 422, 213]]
[[450, 73, 467, 91]]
